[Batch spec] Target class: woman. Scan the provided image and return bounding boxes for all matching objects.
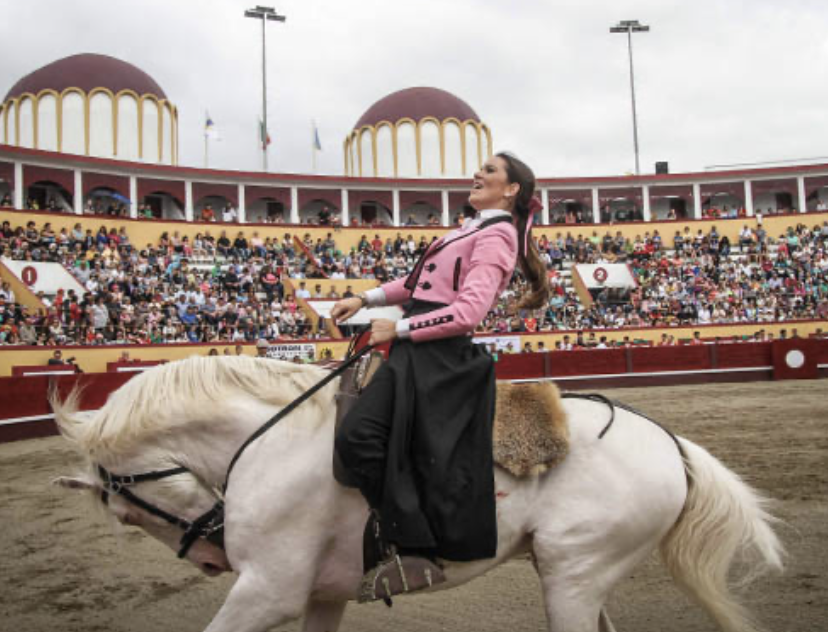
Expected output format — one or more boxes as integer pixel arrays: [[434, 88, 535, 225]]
[[331, 153, 548, 602]]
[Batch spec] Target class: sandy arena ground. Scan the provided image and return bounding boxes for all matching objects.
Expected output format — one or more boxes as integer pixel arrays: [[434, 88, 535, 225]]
[[1, 380, 826, 632]]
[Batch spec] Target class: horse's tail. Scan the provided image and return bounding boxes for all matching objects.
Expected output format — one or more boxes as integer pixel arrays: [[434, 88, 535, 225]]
[[659, 438, 784, 632]]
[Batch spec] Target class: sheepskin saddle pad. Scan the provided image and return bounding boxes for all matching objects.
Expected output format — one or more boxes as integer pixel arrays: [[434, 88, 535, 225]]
[[493, 381, 570, 477]]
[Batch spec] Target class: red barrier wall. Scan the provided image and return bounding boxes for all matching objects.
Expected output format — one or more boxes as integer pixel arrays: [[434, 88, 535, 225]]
[[2, 339, 826, 443]]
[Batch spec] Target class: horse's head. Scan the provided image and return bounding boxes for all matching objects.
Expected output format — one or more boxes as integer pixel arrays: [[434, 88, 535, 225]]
[[54, 464, 233, 577], [51, 385, 233, 577]]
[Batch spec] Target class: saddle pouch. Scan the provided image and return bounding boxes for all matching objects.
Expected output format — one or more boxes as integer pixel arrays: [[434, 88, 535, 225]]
[[333, 350, 385, 487]]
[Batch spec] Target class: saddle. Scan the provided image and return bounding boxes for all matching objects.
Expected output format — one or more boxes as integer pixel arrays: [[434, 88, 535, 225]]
[[333, 350, 385, 487], [333, 354, 570, 483], [333, 354, 570, 605]]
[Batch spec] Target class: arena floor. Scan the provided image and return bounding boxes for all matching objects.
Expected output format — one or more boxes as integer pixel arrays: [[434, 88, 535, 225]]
[[1, 380, 826, 632]]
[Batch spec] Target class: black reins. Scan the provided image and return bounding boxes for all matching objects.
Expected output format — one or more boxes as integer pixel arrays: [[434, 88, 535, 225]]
[[95, 342, 376, 559]]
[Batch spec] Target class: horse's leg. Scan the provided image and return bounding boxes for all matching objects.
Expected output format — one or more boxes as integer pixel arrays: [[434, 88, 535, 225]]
[[536, 572, 603, 632], [598, 609, 617, 632], [203, 572, 307, 632], [302, 599, 347, 632]]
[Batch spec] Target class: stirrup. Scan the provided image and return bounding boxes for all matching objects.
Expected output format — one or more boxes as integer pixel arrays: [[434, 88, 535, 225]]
[[358, 553, 446, 604]]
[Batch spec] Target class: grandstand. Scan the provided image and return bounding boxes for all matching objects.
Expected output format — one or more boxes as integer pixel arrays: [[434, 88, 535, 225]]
[[1, 139, 827, 363]]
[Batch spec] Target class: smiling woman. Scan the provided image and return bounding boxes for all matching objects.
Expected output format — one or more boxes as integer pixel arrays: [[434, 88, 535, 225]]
[[330, 152, 550, 602]]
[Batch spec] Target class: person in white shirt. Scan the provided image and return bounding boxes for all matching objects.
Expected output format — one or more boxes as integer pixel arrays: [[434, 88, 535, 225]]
[[295, 281, 311, 300], [222, 205, 238, 223]]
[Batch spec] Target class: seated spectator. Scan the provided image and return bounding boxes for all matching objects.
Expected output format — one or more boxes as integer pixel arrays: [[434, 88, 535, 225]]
[[201, 205, 217, 222], [222, 205, 238, 223]]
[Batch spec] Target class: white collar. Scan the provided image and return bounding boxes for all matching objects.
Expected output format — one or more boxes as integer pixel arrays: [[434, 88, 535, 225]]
[[477, 209, 512, 220]]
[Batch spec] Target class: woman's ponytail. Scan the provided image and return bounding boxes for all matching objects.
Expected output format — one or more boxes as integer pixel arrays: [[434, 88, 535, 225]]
[[497, 153, 550, 310]]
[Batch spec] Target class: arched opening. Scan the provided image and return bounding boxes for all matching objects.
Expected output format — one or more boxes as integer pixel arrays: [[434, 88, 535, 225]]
[[549, 200, 589, 224], [26, 180, 72, 213], [247, 197, 285, 223], [142, 191, 184, 220], [702, 193, 743, 218], [353, 201, 392, 227], [547, 190, 592, 224], [0, 162, 13, 207], [299, 199, 339, 225], [401, 202, 441, 226], [602, 197, 642, 223], [649, 185, 694, 220], [85, 187, 130, 216], [195, 195, 233, 223], [807, 185, 828, 211]]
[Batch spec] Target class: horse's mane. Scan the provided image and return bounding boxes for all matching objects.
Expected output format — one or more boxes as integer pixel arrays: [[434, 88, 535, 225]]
[[54, 356, 336, 457]]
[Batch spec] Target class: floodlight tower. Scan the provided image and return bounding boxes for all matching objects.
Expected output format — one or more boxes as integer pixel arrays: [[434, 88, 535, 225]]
[[245, 6, 286, 172], [610, 19, 649, 175]]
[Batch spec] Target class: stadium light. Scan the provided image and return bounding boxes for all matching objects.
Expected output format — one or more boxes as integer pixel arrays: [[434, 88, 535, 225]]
[[245, 6, 286, 172], [610, 19, 650, 176]]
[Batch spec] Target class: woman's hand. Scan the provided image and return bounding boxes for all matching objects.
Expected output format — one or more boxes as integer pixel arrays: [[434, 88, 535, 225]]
[[369, 319, 397, 345], [330, 297, 364, 324]]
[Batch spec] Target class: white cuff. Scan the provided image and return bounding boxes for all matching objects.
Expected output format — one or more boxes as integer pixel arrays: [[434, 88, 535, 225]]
[[395, 318, 411, 339], [364, 287, 387, 307]]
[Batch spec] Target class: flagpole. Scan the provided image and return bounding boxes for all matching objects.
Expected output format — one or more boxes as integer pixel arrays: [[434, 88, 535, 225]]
[[311, 119, 317, 174]]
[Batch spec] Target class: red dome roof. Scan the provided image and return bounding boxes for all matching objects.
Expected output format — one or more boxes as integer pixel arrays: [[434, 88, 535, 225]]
[[354, 87, 480, 129], [3, 53, 167, 102]]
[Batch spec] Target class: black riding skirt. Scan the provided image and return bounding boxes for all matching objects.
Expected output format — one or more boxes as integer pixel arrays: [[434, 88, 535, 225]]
[[335, 300, 498, 562]]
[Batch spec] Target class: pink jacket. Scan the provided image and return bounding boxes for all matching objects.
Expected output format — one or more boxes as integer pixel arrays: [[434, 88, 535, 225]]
[[379, 214, 518, 342]]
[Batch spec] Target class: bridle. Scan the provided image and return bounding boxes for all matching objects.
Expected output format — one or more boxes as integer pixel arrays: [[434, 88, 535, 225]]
[[94, 339, 375, 560], [96, 464, 226, 559]]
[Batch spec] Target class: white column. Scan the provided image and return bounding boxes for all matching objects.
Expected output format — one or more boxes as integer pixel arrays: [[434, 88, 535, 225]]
[[340, 188, 349, 227], [441, 189, 450, 226], [541, 188, 550, 225], [184, 180, 194, 222], [290, 186, 299, 224], [129, 176, 138, 219], [392, 189, 400, 227], [13, 162, 23, 209], [73, 169, 83, 215], [797, 176, 807, 213], [642, 185, 651, 222], [238, 184, 246, 223], [591, 187, 600, 223], [692, 183, 702, 219], [744, 180, 754, 217]]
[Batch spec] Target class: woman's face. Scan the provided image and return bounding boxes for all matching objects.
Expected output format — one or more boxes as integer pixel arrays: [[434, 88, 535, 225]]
[[469, 156, 519, 212]]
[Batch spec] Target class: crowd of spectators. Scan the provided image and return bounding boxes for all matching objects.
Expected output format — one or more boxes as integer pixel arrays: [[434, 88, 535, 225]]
[[1, 215, 827, 346]]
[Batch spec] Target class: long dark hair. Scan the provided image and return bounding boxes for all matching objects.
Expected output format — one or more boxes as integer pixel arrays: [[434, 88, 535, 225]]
[[497, 152, 549, 310]]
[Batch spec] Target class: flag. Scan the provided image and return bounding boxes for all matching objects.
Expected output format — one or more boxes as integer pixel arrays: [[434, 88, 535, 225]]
[[259, 119, 271, 149], [205, 112, 219, 139], [313, 123, 322, 151]]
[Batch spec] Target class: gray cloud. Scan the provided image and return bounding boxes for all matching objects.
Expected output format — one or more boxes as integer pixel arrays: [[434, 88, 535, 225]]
[[1, 0, 826, 178]]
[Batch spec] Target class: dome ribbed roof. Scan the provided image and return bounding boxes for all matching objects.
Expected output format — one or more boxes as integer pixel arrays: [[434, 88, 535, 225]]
[[4, 53, 167, 102], [355, 87, 480, 129]]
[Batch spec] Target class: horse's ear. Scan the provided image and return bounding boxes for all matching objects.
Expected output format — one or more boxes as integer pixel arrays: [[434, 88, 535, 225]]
[[52, 476, 98, 491]]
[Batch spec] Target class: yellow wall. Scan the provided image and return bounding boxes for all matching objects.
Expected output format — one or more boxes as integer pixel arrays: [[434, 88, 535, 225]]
[[484, 321, 826, 350], [0, 260, 49, 313], [1, 321, 824, 377]]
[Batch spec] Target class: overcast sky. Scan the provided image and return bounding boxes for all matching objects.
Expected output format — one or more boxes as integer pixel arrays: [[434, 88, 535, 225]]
[[1, 0, 827, 179]]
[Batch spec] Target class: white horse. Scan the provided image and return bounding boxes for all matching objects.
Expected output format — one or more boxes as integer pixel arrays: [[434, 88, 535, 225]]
[[53, 355, 783, 632]]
